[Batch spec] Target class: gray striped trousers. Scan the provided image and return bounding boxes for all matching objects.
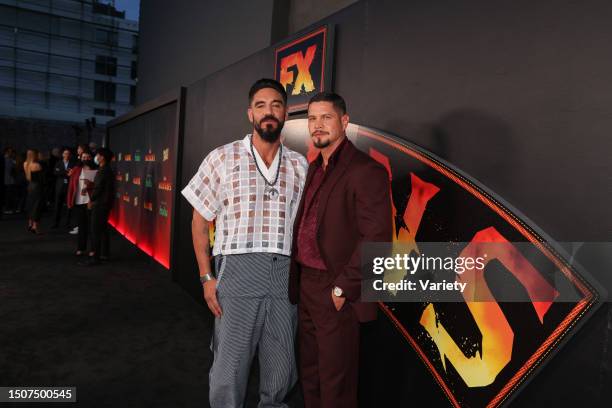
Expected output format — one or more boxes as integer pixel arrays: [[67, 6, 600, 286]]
[[210, 252, 297, 408]]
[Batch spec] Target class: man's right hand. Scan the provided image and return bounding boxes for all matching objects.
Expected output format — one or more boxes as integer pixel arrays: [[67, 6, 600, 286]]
[[203, 279, 222, 317]]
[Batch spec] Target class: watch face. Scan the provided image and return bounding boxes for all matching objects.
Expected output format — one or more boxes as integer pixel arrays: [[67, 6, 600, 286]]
[[334, 287, 342, 297]]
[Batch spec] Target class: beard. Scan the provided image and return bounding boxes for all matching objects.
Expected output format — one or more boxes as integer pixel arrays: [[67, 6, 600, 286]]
[[312, 133, 331, 148], [254, 115, 284, 143]]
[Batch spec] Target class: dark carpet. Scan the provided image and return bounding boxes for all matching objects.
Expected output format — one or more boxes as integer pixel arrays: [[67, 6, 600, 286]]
[[0, 213, 300, 408]]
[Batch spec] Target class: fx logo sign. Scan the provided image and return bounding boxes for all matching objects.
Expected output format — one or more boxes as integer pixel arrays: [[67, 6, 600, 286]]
[[279, 44, 317, 96], [274, 25, 334, 113]]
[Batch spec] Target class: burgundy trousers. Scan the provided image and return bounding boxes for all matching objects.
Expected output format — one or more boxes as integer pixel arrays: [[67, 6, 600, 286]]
[[298, 267, 360, 408]]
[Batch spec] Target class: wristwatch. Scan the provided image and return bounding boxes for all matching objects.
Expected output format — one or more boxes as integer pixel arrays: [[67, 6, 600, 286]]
[[333, 286, 344, 297], [200, 273, 214, 285]]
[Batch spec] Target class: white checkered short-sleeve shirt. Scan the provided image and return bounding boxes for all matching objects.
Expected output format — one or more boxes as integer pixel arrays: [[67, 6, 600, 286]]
[[182, 135, 308, 256]]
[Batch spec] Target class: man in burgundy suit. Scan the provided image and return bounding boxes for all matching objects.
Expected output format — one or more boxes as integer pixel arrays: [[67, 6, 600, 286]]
[[290, 92, 392, 408]]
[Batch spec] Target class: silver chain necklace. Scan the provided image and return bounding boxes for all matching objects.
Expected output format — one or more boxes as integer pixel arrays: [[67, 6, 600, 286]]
[[250, 135, 282, 199]]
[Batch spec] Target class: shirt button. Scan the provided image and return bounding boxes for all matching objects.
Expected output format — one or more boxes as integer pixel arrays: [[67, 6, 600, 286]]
[[272, 256, 277, 261]]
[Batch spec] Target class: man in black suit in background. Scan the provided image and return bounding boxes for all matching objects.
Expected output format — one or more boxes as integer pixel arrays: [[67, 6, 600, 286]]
[[52, 148, 75, 228], [81, 147, 115, 266]]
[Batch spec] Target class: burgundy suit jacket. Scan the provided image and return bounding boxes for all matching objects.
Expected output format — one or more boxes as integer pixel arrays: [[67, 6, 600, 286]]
[[289, 139, 393, 322]]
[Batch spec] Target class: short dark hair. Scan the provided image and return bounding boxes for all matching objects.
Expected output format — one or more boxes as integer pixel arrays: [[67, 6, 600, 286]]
[[248, 78, 287, 105], [96, 147, 113, 163], [308, 92, 347, 115]]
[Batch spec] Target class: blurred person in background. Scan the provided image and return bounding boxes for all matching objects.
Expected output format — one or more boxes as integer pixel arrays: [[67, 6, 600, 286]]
[[68, 148, 83, 235], [24, 149, 45, 234], [67, 150, 95, 255], [39, 150, 53, 211], [49, 147, 61, 167], [52, 148, 75, 229], [88, 142, 97, 157], [80, 147, 114, 266], [14, 151, 27, 214], [3, 147, 17, 215], [76, 144, 88, 161], [47, 147, 60, 207]]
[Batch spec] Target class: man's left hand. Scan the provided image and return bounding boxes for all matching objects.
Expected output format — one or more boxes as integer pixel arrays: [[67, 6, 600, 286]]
[[331, 290, 345, 311]]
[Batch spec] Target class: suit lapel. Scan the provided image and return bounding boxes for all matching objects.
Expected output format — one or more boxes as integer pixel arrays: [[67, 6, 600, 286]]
[[292, 162, 318, 249], [315, 141, 356, 234]]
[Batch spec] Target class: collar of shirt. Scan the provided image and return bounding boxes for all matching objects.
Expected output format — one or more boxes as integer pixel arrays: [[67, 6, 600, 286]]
[[242, 134, 281, 182], [314, 136, 348, 171]]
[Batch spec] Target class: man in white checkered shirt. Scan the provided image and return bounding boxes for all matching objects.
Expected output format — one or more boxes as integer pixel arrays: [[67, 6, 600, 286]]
[[182, 79, 307, 408]]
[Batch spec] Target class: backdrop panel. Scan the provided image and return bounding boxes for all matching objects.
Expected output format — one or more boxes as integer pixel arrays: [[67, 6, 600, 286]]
[[107, 89, 184, 270]]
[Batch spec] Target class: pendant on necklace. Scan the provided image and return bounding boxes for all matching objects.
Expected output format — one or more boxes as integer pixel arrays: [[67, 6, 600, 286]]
[[265, 186, 279, 199]]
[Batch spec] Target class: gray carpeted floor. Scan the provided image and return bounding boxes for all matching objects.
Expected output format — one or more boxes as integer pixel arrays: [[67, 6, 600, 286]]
[[0, 213, 299, 407]]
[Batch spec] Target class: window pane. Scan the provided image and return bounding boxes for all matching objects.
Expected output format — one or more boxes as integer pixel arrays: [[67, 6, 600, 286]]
[[94, 80, 115, 102]]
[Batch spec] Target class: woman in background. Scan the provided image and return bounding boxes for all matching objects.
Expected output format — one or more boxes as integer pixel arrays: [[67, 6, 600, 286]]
[[24, 149, 45, 234]]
